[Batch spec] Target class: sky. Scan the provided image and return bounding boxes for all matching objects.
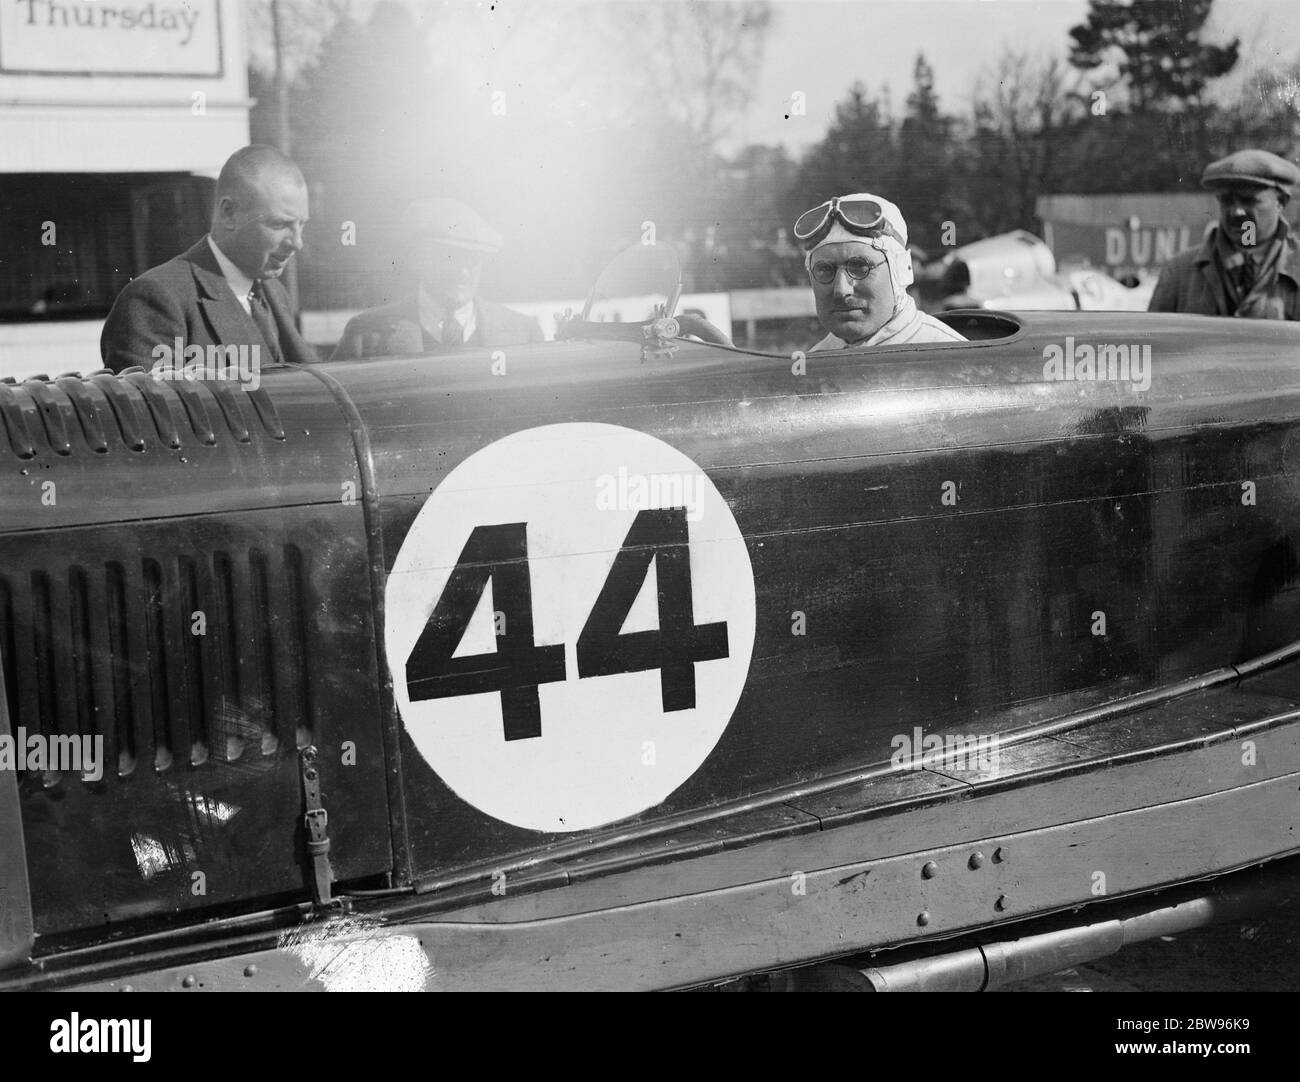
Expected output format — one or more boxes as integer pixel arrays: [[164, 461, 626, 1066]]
[[250, 1, 1300, 154], [731, 0, 1300, 152]]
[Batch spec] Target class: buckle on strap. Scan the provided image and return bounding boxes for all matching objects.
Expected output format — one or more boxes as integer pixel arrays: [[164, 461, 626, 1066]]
[[299, 746, 333, 906]]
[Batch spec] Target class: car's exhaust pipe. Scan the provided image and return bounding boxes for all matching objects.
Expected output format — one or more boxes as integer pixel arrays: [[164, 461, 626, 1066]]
[[835, 859, 1300, 991]]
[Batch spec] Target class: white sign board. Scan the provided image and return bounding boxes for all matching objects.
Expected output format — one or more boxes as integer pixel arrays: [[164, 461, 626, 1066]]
[[0, 0, 224, 76]]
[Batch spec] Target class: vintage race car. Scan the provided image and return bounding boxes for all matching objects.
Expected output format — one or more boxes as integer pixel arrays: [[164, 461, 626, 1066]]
[[3, 247, 1300, 991], [931, 230, 1156, 312]]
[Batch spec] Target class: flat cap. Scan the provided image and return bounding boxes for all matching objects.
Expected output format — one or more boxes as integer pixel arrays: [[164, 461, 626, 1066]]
[[1201, 149, 1300, 195], [407, 197, 504, 252]]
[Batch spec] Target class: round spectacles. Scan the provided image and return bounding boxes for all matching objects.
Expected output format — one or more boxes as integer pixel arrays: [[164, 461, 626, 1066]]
[[810, 257, 878, 284]]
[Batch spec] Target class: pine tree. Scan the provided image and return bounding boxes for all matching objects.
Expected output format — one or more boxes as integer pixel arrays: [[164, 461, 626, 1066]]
[[1066, 0, 1240, 188], [1068, 0, 1239, 112], [789, 82, 898, 224], [898, 55, 956, 253]]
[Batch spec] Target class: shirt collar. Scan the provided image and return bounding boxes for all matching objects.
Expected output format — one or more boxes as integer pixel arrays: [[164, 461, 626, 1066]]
[[417, 286, 477, 342], [207, 235, 256, 303]]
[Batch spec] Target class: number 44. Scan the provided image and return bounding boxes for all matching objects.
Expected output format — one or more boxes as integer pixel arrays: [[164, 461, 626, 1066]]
[[405, 508, 730, 741]]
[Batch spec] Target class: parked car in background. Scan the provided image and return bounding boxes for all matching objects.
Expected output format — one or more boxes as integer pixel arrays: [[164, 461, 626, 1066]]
[[931, 230, 1156, 312]]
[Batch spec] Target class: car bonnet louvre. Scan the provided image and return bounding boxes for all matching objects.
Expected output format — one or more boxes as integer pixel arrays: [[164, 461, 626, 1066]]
[[0, 543, 314, 784], [0, 373, 286, 459]]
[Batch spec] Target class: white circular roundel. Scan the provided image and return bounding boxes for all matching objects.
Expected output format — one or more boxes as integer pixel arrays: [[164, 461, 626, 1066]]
[[385, 423, 756, 833]]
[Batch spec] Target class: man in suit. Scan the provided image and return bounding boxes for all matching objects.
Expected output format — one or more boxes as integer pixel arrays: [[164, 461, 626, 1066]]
[[1149, 149, 1300, 320], [331, 198, 542, 360], [100, 144, 317, 375]]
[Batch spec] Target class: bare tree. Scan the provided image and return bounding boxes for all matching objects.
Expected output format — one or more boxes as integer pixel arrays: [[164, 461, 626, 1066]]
[[1204, 13, 1300, 156], [592, 1, 772, 155], [966, 50, 1086, 233], [245, 0, 366, 80]]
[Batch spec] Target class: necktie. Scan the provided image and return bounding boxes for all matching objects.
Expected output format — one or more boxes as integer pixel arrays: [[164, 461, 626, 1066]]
[[444, 315, 466, 351], [248, 281, 284, 365]]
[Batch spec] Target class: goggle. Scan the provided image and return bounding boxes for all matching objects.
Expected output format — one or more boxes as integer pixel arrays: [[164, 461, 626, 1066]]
[[809, 256, 880, 285], [794, 197, 906, 248]]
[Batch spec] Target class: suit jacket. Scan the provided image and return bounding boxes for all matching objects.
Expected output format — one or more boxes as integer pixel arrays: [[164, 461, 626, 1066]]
[[1148, 227, 1300, 320], [330, 296, 544, 361], [100, 238, 317, 374]]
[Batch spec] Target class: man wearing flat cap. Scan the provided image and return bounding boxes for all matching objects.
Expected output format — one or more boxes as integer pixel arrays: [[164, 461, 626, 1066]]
[[794, 192, 965, 350], [1149, 148, 1300, 320], [331, 198, 542, 359]]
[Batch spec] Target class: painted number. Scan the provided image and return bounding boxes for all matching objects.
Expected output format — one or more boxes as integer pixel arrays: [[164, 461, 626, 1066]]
[[405, 522, 564, 741], [406, 508, 728, 740], [576, 507, 728, 712]]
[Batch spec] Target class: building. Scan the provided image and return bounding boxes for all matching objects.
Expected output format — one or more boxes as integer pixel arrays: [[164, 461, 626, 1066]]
[[0, 0, 250, 378]]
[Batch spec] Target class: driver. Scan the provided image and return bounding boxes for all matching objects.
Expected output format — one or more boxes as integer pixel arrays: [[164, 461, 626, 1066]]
[[795, 193, 965, 350]]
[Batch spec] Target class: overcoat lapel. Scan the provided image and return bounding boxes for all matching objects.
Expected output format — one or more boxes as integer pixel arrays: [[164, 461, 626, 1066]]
[[183, 240, 264, 347], [181, 239, 315, 364], [1198, 255, 1231, 316]]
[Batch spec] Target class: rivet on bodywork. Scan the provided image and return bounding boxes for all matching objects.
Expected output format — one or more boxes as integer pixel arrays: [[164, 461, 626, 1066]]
[[181, 974, 196, 988], [917, 911, 931, 927], [244, 965, 258, 978], [921, 861, 938, 879], [969, 851, 985, 870]]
